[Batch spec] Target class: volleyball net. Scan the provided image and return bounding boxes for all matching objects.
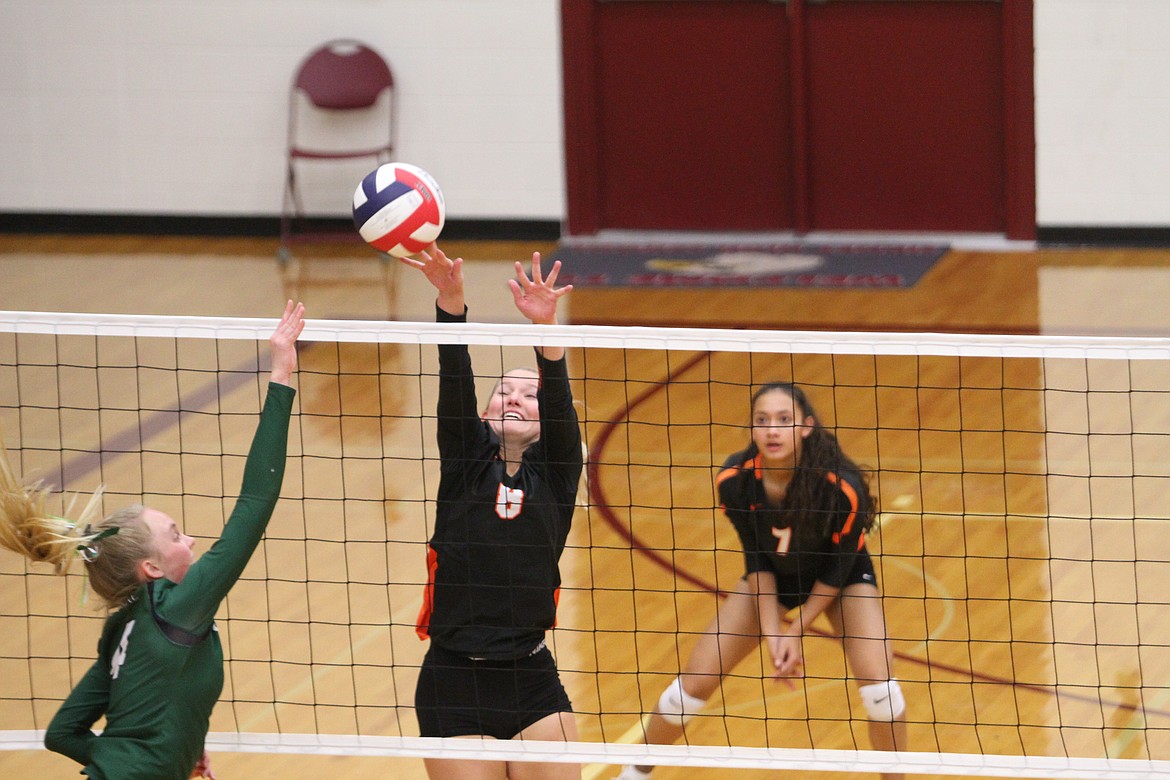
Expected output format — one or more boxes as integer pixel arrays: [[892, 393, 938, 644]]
[[1, 310, 1168, 779]]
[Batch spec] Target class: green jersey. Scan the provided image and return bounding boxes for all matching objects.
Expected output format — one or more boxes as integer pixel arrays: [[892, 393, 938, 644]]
[[44, 382, 295, 780]]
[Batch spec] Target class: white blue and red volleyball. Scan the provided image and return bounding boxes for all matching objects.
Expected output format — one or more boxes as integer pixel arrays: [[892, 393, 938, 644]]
[[352, 162, 446, 257]]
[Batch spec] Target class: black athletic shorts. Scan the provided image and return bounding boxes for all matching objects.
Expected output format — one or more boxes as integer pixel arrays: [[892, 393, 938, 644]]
[[773, 547, 878, 611], [414, 641, 573, 739]]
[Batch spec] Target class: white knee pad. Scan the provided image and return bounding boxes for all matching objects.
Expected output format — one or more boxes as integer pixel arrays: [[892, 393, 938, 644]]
[[859, 679, 906, 722], [655, 676, 708, 727]]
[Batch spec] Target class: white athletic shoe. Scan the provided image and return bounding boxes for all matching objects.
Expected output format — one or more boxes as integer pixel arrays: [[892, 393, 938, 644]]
[[616, 766, 653, 780]]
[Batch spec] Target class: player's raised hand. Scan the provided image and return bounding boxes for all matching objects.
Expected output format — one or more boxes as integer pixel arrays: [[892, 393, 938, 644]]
[[269, 300, 305, 387], [403, 243, 465, 315], [509, 253, 572, 326]]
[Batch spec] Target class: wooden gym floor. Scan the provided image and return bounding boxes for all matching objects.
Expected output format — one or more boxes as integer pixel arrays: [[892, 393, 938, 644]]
[[1, 235, 1169, 779]]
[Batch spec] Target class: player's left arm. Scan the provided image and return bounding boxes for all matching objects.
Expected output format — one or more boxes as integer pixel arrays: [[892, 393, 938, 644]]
[[160, 306, 302, 629], [509, 253, 571, 362], [787, 580, 841, 636], [819, 471, 868, 590], [770, 578, 841, 681], [162, 381, 295, 630], [512, 253, 582, 481], [535, 350, 582, 481]]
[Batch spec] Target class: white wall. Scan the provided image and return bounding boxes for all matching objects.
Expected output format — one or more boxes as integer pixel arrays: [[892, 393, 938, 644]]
[[2, 1, 1169, 228], [1035, 0, 1170, 225], [0, 0, 565, 220]]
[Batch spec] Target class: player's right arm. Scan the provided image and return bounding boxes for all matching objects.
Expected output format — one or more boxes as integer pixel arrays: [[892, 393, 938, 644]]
[[434, 305, 485, 463], [44, 657, 109, 765], [745, 569, 788, 662], [401, 244, 482, 459]]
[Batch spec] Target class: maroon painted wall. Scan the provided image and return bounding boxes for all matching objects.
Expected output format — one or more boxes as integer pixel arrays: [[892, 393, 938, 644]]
[[804, 2, 1005, 231], [593, 2, 794, 231], [562, 0, 1035, 238]]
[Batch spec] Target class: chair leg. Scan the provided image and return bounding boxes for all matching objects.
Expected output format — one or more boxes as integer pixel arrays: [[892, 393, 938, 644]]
[[280, 255, 301, 306], [380, 253, 398, 319], [279, 162, 303, 264]]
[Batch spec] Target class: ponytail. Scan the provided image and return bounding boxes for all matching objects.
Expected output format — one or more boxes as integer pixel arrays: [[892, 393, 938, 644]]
[[1, 433, 152, 609]]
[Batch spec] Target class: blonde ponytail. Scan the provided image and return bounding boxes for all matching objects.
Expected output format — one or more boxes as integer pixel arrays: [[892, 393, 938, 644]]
[[1, 432, 151, 609], [0, 434, 104, 573]]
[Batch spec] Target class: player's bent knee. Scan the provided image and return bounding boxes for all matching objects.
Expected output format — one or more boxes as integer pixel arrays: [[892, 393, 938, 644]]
[[859, 679, 906, 721], [655, 676, 708, 726]]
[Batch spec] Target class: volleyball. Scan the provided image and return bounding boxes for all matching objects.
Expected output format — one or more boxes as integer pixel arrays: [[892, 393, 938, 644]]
[[352, 162, 446, 257]]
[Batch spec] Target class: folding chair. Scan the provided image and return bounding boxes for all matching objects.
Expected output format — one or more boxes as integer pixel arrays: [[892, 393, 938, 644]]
[[279, 39, 398, 314]]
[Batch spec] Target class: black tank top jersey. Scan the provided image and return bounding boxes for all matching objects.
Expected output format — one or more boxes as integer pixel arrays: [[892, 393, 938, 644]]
[[716, 447, 870, 597], [416, 307, 583, 661]]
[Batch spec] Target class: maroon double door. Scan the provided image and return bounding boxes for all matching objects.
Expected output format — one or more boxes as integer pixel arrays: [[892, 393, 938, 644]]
[[561, 0, 1034, 239]]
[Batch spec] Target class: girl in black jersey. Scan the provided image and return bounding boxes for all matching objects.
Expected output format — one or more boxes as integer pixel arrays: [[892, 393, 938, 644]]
[[619, 382, 908, 780], [0, 301, 304, 780], [401, 244, 582, 780]]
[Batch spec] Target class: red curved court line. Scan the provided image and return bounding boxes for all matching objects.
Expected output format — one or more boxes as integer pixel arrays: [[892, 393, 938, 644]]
[[587, 351, 1164, 720], [587, 351, 727, 597]]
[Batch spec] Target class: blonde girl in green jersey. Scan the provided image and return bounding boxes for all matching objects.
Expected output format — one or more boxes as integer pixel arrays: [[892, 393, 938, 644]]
[[0, 301, 304, 780]]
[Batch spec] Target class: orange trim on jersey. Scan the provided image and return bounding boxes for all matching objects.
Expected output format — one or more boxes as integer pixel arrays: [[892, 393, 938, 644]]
[[715, 454, 758, 488], [826, 472, 864, 549], [552, 586, 560, 628], [415, 545, 439, 640], [750, 453, 763, 480], [714, 466, 737, 488], [716, 454, 760, 512]]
